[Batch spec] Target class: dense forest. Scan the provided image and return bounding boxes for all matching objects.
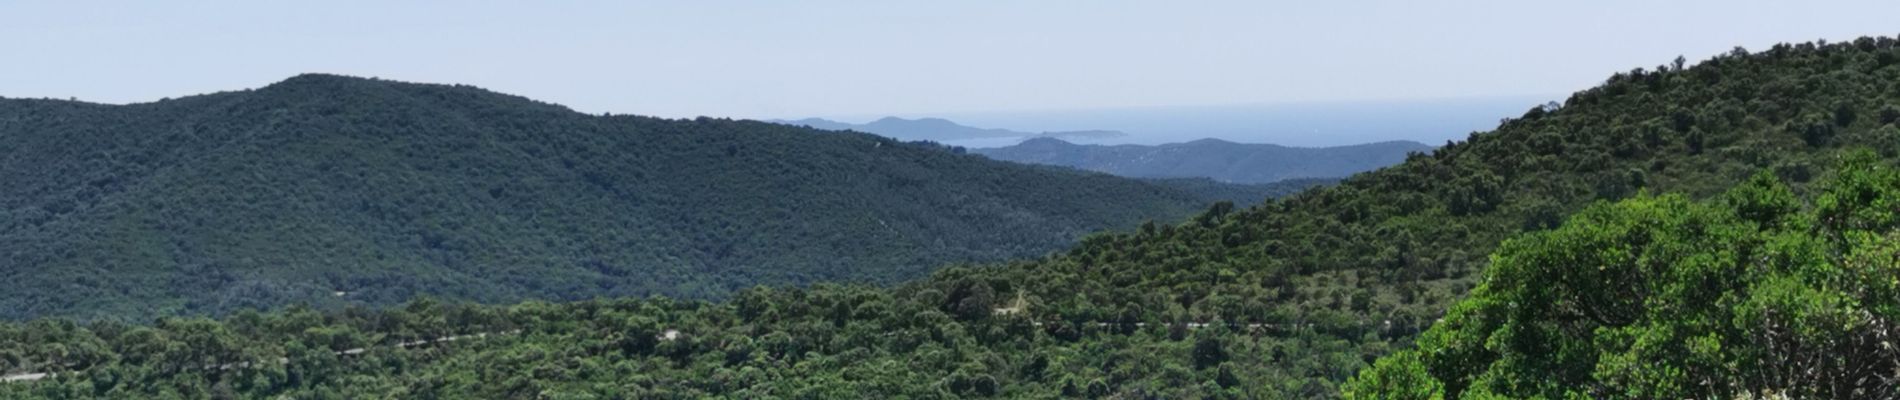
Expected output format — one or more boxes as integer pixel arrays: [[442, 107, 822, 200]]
[[0, 76, 1279, 321], [973, 137, 1432, 184], [1345, 156, 1900, 399], [7, 36, 1900, 398], [1142, 177, 1340, 207]]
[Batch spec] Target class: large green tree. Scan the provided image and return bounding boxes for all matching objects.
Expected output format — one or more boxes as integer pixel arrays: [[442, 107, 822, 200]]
[[1347, 157, 1900, 399]]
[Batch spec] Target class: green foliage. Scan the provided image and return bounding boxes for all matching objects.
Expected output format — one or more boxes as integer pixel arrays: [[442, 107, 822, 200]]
[[1191, 334, 1227, 369], [1347, 156, 1900, 398], [0, 74, 1255, 320], [1144, 177, 1337, 207], [13, 36, 1900, 398], [1345, 351, 1443, 400]]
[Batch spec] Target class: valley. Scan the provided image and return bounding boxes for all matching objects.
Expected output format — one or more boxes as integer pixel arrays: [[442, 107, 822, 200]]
[[7, 37, 1900, 398]]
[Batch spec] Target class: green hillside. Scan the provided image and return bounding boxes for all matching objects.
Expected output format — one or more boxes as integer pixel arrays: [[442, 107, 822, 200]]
[[7, 37, 1900, 398], [0, 74, 1255, 320], [1143, 177, 1339, 207], [1345, 156, 1900, 399]]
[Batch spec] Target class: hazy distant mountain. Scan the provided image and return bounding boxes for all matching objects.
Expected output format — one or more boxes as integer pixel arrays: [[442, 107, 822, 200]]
[[771, 116, 1126, 142], [973, 137, 1432, 184], [926, 95, 1549, 147]]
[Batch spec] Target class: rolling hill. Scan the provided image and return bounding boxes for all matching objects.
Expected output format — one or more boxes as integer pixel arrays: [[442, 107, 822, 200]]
[[973, 137, 1433, 183], [8, 37, 1900, 398], [0, 74, 1273, 320]]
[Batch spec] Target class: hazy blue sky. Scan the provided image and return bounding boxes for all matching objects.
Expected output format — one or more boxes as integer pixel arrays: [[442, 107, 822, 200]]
[[5, 1, 1899, 120]]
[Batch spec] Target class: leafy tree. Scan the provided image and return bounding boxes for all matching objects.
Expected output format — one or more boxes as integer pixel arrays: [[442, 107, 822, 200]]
[[1191, 336, 1227, 369], [12, 36, 1900, 400], [1348, 156, 1900, 398]]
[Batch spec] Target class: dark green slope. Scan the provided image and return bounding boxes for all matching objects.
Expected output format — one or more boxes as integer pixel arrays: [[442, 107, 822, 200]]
[[1143, 176, 1339, 206], [9, 38, 1900, 399], [0, 74, 1247, 320]]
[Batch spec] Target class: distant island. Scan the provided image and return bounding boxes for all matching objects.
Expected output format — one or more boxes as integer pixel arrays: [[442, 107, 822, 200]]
[[973, 137, 1432, 184], [770, 116, 1126, 142]]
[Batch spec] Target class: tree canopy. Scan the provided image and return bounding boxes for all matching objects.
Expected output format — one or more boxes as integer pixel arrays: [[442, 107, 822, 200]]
[[9, 36, 1900, 398], [0, 74, 1284, 320], [1346, 155, 1900, 399]]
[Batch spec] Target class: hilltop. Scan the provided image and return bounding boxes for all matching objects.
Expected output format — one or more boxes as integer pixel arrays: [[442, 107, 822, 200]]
[[0, 74, 1262, 320]]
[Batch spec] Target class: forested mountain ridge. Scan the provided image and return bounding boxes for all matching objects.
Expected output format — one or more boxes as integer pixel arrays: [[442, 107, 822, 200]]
[[8, 37, 1900, 398], [0, 74, 1258, 321], [973, 137, 1433, 183]]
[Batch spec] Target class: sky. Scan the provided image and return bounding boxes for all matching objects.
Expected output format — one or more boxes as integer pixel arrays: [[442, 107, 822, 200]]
[[5, 1, 1900, 125]]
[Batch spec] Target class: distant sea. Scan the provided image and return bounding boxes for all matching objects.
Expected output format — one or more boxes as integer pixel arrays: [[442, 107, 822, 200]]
[[861, 95, 1554, 148]]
